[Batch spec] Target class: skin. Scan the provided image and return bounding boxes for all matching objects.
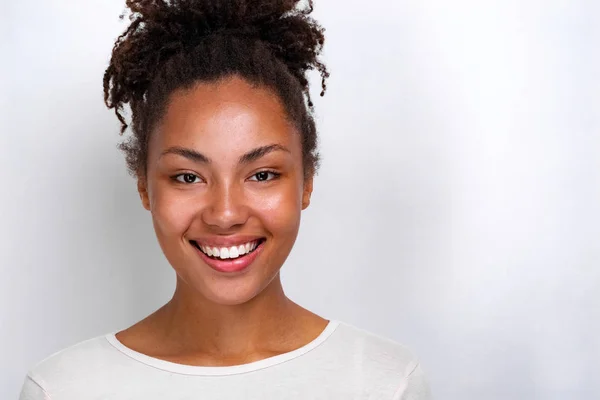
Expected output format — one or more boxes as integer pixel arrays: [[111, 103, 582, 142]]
[[115, 75, 328, 366]]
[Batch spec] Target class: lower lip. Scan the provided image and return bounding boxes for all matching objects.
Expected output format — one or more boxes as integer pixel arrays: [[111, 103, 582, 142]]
[[195, 242, 265, 273]]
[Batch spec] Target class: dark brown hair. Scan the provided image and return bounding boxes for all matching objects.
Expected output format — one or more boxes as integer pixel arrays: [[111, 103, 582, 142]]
[[103, 0, 329, 178]]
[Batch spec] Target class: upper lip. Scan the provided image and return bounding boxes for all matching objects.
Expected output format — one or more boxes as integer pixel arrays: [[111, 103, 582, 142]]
[[190, 236, 265, 248]]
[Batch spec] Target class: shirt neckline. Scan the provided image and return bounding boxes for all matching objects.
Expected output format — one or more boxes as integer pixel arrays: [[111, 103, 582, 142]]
[[105, 320, 340, 376]]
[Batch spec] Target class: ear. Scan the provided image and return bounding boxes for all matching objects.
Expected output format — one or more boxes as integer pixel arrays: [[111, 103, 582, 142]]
[[137, 176, 151, 211], [301, 175, 314, 210]]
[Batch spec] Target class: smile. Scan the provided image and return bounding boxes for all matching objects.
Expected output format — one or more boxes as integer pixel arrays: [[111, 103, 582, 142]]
[[190, 239, 264, 260]]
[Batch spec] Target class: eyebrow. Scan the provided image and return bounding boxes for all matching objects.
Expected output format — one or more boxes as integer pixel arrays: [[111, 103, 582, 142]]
[[160, 147, 210, 164], [238, 144, 290, 164], [160, 144, 290, 165]]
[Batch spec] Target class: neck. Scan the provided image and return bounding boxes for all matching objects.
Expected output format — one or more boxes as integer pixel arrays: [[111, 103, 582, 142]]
[[151, 273, 320, 358]]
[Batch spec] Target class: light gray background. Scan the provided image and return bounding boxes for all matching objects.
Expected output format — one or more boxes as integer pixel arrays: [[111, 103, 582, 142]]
[[1, 0, 599, 399]]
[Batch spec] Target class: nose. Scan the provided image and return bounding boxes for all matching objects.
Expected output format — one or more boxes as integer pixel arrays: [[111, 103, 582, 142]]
[[201, 181, 249, 230]]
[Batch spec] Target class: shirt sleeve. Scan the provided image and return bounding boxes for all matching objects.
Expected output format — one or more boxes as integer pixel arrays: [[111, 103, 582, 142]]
[[391, 362, 433, 400], [18, 375, 51, 400]]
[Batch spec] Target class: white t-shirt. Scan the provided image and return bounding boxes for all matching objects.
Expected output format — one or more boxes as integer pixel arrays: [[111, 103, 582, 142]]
[[19, 320, 432, 399]]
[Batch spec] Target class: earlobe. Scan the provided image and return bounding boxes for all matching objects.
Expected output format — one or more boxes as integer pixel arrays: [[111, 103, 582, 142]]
[[137, 177, 151, 211], [302, 176, 314, 210]]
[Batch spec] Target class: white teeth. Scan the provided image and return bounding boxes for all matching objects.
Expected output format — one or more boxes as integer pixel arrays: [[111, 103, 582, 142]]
[[199, 240, 261, 259], [219, 247, 230, 259]]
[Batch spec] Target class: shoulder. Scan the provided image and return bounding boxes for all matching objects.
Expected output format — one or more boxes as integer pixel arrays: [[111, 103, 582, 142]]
[[330, 321, 420, 375], [323, 321, 432, 399], [25, 334, 125, 396], [29, 335, 116, 377]]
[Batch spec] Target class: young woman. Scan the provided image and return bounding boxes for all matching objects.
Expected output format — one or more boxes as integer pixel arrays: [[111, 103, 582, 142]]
[[20, 1, 431, 399]]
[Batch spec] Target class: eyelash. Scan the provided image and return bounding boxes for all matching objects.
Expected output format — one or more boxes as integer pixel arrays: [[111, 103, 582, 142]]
[[172, 173, 203, 184], [171, 171, 281, 184], [248, 170, 281, 182]]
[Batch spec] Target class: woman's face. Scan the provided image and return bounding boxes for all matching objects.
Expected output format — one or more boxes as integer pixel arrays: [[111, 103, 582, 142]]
[[140, 76, 312, 305]]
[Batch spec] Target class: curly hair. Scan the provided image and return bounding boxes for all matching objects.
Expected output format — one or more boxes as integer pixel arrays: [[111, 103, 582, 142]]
[[103, 0, 329, 179]]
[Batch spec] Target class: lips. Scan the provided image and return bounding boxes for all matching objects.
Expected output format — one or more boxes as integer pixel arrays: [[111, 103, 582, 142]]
[[190, 238, 266, 273], [190, 239, 262, 260]]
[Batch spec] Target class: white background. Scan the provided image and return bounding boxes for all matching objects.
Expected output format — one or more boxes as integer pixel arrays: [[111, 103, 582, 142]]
[[2, 0, 599, 398]]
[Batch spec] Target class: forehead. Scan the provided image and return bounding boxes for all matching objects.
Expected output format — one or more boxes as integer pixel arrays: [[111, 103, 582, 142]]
[[153, 76, 299, 152]]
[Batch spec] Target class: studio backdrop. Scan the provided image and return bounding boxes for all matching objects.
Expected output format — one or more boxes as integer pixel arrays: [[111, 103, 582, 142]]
[[1, 0, 599, 399]]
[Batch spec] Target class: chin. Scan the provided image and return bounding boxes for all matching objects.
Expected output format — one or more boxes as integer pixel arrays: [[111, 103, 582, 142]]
[[175, 264, 280, 306]]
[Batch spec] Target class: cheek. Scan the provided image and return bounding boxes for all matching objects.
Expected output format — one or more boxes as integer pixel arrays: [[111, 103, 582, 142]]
[[150, 187, 198, 239], [251, 182, 303, 237]]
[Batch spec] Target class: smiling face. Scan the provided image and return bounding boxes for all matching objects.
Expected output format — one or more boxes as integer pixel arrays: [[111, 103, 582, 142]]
[[138, 76, 313, 305]]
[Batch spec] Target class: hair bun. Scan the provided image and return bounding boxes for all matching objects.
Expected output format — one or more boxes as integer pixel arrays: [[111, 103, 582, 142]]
[[117, 0, 327, 94]]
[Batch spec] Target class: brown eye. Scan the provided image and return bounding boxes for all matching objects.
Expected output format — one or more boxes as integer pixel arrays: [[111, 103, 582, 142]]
[[175, 173, 201, 184], [256, 172, 269, 181], [249, 171, 280, 182]]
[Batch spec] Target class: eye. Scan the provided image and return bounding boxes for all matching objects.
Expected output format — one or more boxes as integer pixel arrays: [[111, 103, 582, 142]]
[[249, 171, 280, 182], [174, 173, 202, 184]]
